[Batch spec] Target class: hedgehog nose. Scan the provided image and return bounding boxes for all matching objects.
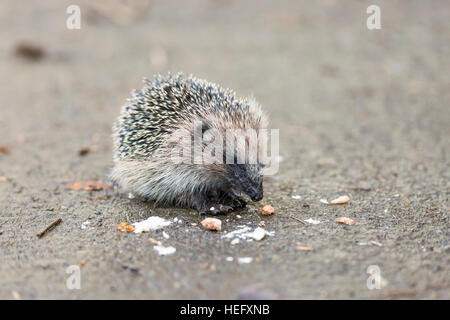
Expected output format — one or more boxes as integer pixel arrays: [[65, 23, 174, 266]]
[[251, 191, 263, 202]]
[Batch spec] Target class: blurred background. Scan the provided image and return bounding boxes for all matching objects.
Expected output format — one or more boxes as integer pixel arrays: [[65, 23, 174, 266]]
[[0, 0, 448, 299]]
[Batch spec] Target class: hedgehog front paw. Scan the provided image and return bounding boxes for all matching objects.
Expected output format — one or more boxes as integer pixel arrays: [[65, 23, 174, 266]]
[[194, 202, 232, 215], [230, 197, 247, 209], [209, 204, 233, 215]]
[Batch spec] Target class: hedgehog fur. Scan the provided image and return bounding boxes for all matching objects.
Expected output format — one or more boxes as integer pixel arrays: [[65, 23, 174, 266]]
[[111, 73, 268, 214]]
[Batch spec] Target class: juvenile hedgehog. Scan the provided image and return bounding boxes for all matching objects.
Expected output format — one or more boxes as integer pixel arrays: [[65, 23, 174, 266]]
[[111, 73, 268, 214]]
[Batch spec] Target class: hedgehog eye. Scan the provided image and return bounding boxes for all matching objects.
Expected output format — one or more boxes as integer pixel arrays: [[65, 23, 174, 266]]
[[201, 122, 210, 135], [194, 121, 210, 137]]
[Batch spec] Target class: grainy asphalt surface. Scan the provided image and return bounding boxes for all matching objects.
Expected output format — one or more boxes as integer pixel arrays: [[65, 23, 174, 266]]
[[0, 0, 449, 299]]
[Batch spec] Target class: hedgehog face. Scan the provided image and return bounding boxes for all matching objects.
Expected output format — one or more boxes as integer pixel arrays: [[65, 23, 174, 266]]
[[228, 163, 263, 202]]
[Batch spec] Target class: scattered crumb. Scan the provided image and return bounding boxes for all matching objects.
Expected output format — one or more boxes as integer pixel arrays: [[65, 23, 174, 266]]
[[133, 216, 173, 233], [81, 220, 90, 229], [260, 204, 275, 215], [320, 198, 329, 204], [226, 257, 234, 262], [162, 231, 170, 239], [259, 221, 265, 227], [200, 217, 222, 232], [370, 240, 382, 247], [291, 195, 301, 199], [116, 222, 137, 233], [250, 227, 266, 241], [304, 218, 321, 225], [330, 195, 350, 205], [117, 222, 127, 231], [336, 217, 355, 225], [78, 146, 90, 156], [148, 238, 161, 245], [222, 226, 251, 239], [153, 245, 176, 256], [297, 246, 314, 251], [222, 226, 274, 241], [237, 257, 253, 264], [66, 180, 113, 191], [14, 42, 45, 61], [231, 238, 240, 245], [128, 192, 135, 199], [236, 214, 242, 219]]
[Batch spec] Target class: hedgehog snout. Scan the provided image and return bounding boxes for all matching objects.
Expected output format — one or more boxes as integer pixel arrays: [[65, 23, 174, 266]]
[[240, 179, 263, 202], [248, 186, 263, 202]]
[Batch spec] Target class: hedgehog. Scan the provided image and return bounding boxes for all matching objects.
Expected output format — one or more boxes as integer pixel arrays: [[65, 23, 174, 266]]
[[111, 73, 268, 214]]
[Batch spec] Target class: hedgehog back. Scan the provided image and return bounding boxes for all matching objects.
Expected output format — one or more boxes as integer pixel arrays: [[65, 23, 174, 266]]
[[113, 73, 246, 160]]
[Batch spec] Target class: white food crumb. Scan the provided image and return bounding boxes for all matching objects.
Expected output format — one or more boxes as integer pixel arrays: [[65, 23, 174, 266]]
[[291, 195, 301, 199], [132, 216, 172, 233], [81, 220, 90, 229], [237, 257, 253, 264], [153, 245, 176, 256], [221, 226, 251, 239], [304, 218, 321, 225], [222, 226, 274, 241], [230, 238, 240, 245], [250, 227, 266, 241], [320, 199, 329, 204], [162, 231, 170, 239], [226, 257, 234, 262]]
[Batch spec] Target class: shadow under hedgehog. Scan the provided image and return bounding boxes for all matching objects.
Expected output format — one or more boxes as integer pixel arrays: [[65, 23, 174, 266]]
[[111, 73, 268, 214]]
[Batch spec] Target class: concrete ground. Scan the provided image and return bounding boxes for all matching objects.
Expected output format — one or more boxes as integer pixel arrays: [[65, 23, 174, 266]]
[[0, 0, 448, 299]]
